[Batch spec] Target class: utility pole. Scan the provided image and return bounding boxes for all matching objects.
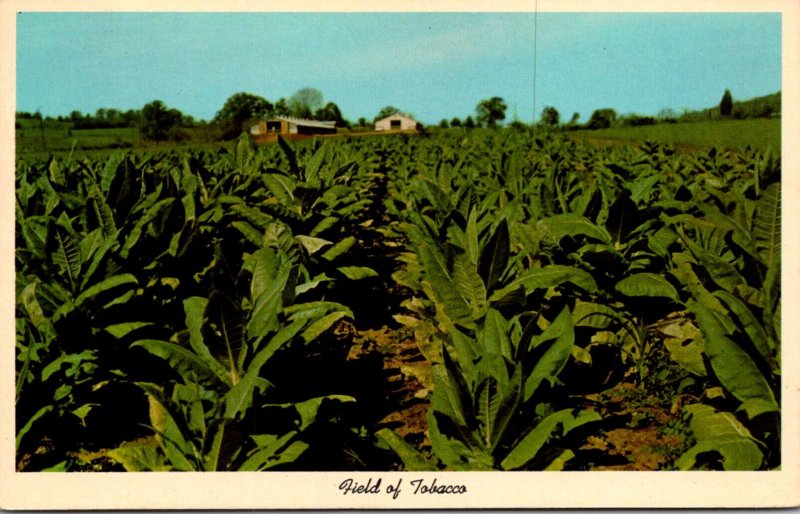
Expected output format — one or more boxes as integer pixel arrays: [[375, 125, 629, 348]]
[[532, 2, 538, 144]]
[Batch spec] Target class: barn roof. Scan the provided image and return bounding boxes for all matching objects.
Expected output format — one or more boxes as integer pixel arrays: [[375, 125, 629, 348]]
[[269, 116, 337, 129]]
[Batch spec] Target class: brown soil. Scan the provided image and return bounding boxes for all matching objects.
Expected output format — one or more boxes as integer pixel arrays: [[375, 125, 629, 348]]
[[577, 382, 686, 470], [347, 326, 432, 452]]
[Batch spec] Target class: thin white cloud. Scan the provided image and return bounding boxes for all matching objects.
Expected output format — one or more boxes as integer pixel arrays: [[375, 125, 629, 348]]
[[314, 17, 534, 77]]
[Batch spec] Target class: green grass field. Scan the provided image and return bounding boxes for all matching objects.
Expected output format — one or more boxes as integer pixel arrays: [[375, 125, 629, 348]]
[[15, 122, 229, 161], [16, 123, 139, 154], [570, 118, 780, 154], [16, 117, 781, 162]]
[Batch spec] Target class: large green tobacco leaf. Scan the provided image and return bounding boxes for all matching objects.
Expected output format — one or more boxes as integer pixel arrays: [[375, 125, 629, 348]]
[[524, 307, 575, 402], [714, 290, 777, 371], [501, 408, 600, 470], [690, 302, 778, 419], [239, 433, 308, 471], [337, 266, 378, 280], [477, 219, 509, 292], [428, 346, 491, 469], [222, 318, 308, 419], [679, 228, 749, 297], [376, 428, 438, 471], [263, 173, 296, 206], [615, 272, 679, 301], [660, 318, 706, 377], [321, 236, 356, 262], [132, 339, 223, 386], [139, 383, 196, 471], [491, 265, 599, 303], [264, 395, 356, 431], [184, 297, 232, 385], [73, 273, 138, 307], [670, 253, 727, 314], [302, 143, 328, 185], [538, 213, 611, 244], [41, 349, 97, 383], [294, 235, 331, 256], [604, 190, 639, 244], [427, 410, 492, 470], [107, 445, 171, 471], [120, 197, 176, 258], [246, 249, 291, 343], [300, 311, 349, 343], [628, 173, 662, 206], [418, 241, 486, 328], [676, 404, 764, 470], [480, 308, 513, 359], [474, 356, 522, 451], [752, 182, 780, 269], [201, 418, 230, 471], [87, 183, 118, 238], [452, 253, 488, 319], [571, 300, 619, 329], [17, 213, 48, 260], [431, 350, 471, 428], [277, 136, 300, 177], [19, 281, 54, 337], [234, 132, 254, 172], [205, 291, 247, 381], [47, 216, 82, 292], [464, 207, 480, 266], [16, 405, 54, 453]]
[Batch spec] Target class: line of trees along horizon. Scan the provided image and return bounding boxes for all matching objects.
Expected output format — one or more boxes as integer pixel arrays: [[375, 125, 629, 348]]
[[17, 88, 780, 143], [16, 89, 514, 143]]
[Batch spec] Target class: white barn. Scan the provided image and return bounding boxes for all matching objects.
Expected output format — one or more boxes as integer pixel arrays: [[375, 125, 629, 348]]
[[374, 113, 418, 131], [250, 116, 337, 136]]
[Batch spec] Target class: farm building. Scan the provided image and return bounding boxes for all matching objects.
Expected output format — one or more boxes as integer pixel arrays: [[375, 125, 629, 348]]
[[374, 113, 418, 131], [250, 116, 337, 140]]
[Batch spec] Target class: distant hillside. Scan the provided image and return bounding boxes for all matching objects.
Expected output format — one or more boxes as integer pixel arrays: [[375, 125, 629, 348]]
[[679, 91, 780, 121]]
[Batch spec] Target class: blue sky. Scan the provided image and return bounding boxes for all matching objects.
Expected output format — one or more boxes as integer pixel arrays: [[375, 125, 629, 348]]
[[16, 12, 781, 124]]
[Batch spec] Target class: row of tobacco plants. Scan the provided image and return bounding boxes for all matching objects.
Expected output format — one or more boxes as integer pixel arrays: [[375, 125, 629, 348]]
[[16, 128, 780, 471]]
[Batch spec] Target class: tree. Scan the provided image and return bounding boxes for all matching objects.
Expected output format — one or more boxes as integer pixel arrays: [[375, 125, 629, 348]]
[[450, 117, 462, 127], [273, 98, 290, 117], [760, 103, 776, 118], [439, 119, 449, 128], [586, 108, 617, 129], [569, 112, 580, 125], [121, 109, 141, 127], [475, 97, 507, 127], [374, 106, 401, 122], [288, 87, 323, 118], [657, 108, 677, 121], [315, 101, 349, 127], [213, 92, 273, 140], [141, 100, 183, 141], [508, 119, 528, 130], [540, 106, 560, 126], [720, 89, 734, 117], [464, 116, 475, 129]]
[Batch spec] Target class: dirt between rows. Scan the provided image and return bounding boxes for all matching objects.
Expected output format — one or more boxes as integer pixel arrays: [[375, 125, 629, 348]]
[[343, 319, 687, 470], [343, 225, 689, 470], [347, 326, 432, 455]]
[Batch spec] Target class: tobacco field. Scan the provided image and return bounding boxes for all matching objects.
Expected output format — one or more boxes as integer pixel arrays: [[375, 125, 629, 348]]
[[15, 129, 781, 471]]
